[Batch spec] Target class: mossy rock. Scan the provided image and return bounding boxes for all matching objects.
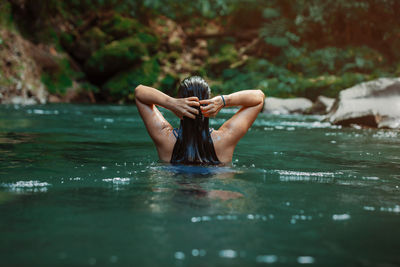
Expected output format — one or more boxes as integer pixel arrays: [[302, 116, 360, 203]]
[[102, 14, 160, 52], [80, 27, 111, 51], [101, 14, 140, 39], [102, 14, 148, 40], [136, 32, 160, 53], [84, 37, 148, 78], [102, 57, 160, 101], [41, 58, 82, 95], [64, 27, 112, 62]]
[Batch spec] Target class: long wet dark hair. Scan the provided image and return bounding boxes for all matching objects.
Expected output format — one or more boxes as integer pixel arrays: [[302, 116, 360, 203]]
[[170, 76, 221, 165]]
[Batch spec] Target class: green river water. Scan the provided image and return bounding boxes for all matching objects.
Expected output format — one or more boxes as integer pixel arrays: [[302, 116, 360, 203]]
[[0, 104, 399, 266]]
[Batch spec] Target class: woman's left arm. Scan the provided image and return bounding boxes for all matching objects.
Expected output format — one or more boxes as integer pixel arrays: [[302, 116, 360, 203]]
[[134, 85, 200, 146]]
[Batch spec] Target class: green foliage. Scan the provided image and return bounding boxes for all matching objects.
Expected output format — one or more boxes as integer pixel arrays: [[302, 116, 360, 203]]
[[211, 57, 372, 100], [160, 74, 180, 96], [284, 46, 384, 77], [206, 44, 240, 77], [262, 8, 280, 19], [7, 0, 400, 103], [0, 2, 13, 27], [82, 27, 111, 48], [101, 14, 142, 39], [81, 82, 99, 93], [260, 72, 369, 99], [41, 59, 82, 95], [141, 0, 236, 20], [103, 57, 160, 101], [85, 37, 149, 76]]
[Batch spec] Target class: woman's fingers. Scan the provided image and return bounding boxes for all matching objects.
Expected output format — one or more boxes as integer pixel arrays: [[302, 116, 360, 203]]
[[187, 96, 199, 102], [203, 112, 215, 118], [200, 104, 213, 112], [188, 101, 200, 107], [199, 99, 211, 105], [188, 106, 199, 115]]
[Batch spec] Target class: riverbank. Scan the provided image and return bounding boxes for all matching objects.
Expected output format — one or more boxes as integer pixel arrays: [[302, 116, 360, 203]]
[[1, 1, 399, 105]]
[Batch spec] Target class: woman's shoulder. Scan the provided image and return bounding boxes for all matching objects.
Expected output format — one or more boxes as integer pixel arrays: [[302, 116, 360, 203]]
[[211, 129, 234, 163], [155, 126, 177, 162]]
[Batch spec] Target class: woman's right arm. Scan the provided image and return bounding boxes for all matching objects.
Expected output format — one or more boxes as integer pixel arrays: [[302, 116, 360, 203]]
[[200, 90, 265, 147], [200, 90, 265, 117]]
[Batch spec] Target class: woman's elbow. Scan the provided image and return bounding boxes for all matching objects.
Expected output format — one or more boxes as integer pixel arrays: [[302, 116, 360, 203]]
[[135, 84, 143, 94], [134, 85, 144, 99], [257, 90, 265, 104]]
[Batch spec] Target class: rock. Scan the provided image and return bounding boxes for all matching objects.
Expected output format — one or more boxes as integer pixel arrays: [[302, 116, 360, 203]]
[[48, 95, 62, 103], [307, 95, 335, 114], [30, 44, 60, 71], [10, 96, 37, 105], [0, 29, 48, 105], [263, 97, 313, 114], [326, 78, 400, 128]]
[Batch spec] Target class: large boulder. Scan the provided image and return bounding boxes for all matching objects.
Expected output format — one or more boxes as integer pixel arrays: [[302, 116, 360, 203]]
[[263, 97, 313, 114], [326, 78, 400, 128], [307, 95, 335, 114]]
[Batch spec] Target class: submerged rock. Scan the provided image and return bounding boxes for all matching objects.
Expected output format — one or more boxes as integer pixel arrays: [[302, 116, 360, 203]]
[[326, 78, 400, 129], [307, 96, 335, 114], [263, 97, 313, 114]]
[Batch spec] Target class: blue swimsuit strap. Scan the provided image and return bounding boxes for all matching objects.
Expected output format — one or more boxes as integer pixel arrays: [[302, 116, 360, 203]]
[[173, 128, 214, 138], [173, 128, 179, 138]]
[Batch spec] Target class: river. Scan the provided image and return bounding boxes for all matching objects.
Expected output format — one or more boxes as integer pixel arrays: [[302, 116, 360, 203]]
[[0, 104, 399, 266]]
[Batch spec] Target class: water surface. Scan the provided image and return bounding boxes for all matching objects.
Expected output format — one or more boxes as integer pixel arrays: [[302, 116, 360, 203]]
[[0, 104, 399, 266]]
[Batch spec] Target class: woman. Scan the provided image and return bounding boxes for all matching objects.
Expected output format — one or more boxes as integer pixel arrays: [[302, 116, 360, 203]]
[[135, 76, 264, 165]]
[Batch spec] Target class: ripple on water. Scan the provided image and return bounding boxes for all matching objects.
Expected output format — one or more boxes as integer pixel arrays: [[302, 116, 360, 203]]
[[0, 180, 51, 193], [275, 170, 340, 183], [219, 249, 237, 258], [372, 131, 399, 139], [191, 214, 273, 223], [379, 205, 400, 213], [297, 256, 315, 264], [173, 249, 315, 264], [195, 249, 206, 256], [256, 255, 278, 263], [102, 177, 130, 184], [27, 109, 59, 115], [174, 251, 185, 260], [332, 214, 351, 221], [93, 117, 115, 123], [253, 119, 340, 129]]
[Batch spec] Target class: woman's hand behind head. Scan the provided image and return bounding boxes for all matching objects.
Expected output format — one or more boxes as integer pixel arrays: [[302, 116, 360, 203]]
[[199, 96, 224, 117], [171, 97, 200, 119]]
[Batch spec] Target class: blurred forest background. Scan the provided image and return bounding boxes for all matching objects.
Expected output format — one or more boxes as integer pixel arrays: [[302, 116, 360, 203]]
[[0, 0, 399, 104]]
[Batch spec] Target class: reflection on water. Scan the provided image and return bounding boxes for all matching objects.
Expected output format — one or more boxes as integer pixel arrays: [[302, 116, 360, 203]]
[[0, 104, 400, 266]]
